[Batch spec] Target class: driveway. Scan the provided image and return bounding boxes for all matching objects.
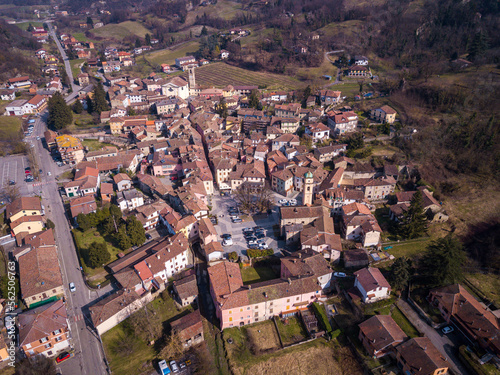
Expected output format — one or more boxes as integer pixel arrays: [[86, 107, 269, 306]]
[[396, 299, 469, 375]]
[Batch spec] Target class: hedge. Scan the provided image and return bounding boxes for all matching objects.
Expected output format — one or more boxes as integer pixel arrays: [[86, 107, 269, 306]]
[[247, 248, 274, 258], [312, 302, 332, 333]]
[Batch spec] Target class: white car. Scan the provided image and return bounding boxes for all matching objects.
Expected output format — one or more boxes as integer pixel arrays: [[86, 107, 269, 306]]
[[333, 272, 347, 278], [169, 360, 179, 373], [69, 282, 76, 293], [278, 199, 287, 204], [248, 240, 257, 246], [259, 243, 269, 249], [47, 172, 51, 176], [222, 239, 233, 246], [289, 199, 297, 205]]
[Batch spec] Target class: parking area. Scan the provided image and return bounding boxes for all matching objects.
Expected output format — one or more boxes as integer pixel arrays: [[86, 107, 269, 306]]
[[0, 154, 35, 197], [209, 190, 303, 258]]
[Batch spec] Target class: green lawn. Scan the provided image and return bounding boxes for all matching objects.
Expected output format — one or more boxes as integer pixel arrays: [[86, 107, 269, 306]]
[[92, 21, 151, 39], [0, 115, 22, 140], [70, 59, 85, 79], [275, 316, 307, 345], [465, 272, 500, 308], [15, 21, 43, 31], [240, 266, 278, 285], [145, 41, 201, 65], [82, 139, 114, 151], [102, 295, 193, 375], [385, 238, 432, 259], [391, 306, 419, 338]]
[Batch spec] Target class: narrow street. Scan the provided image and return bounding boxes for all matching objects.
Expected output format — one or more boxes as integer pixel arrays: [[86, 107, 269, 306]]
[[396, 299, 469, 375], [31, 112, 112, 375]]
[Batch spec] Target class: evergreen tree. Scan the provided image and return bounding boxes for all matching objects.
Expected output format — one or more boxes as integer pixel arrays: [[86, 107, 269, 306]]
[[145, 33, 151, 45], [400, 191, 428, 239], [391, 256, 411, 292], [116, 228, 132, 250], [135, 38, 141, 48], [110, 204, 122, 220], [27, 23, 34, 32], [468, 31, 488, 61], [201, 26, 208, 35], [420, 235, 467, 287], [72, 100, 83, 114], [249, 89, 260, 109], [216, 97, 228, 118], [77, 214, 91, 231], [87, 242, 110, 268], [301, 85, 312, 108], [90, 82, 109, 114], [86, 16, 93, 26], [47, 92, 73, 130], [126, 216, 146, 246]]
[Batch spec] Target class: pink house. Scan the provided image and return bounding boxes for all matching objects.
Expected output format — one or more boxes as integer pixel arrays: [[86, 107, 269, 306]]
[[152, 152, 182, 177], [208, 250, 333, 330], [198, 217, 218, 246]]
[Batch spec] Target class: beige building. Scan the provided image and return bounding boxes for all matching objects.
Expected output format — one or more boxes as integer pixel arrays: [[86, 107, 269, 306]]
[[109, 117, 125, 134], [280, 205, 329, 236], [56, 135, 85, 164], [15, 230, 64, 308], [370, 105, 397, 124], [10, 215, 44, 236], [18, 300, 70, 357], [6, 196, 43, 223]]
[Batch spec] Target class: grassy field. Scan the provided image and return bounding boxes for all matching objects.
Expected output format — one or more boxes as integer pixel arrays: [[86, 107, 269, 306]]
[[15, 21, 43, 31], [179, 62, 303, 90], [82, 139, 114, 151], [102, 295, 193, 375], [295, 56, 338, 83], [391, 306, 419, 338], [92, 21, 150, 39], [70, 59, 85, 79], [0, 115, 22, 140], [145, 41, 201, 65], [185, 0, 248, 24], [465, 272, 500, 307], [275, 316, 308, 346], [240, 266, 277, 285], [385, 238, 432, 259]]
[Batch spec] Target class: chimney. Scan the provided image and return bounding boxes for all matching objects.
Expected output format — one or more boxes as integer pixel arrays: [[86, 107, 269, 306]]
[[157, 255, 160, 259], [298, 253, 302, 259], [288, 278, 291, 285], [248, 285, 251, 290]]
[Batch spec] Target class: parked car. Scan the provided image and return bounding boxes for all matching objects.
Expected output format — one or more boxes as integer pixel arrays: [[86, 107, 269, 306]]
[[145, 233, 152, 240], [221, 234, 232, 239], [278, 199, 287, 204], [242, 228, 253, 233], [248, 240, 257, 246], [169, 360, 179, 373], [248, 244, 259, 249], [259, 243, 269, 249], [47, 172, 51, 176], [8, 180, 15, 185], [179, 362, 186, 369], [158, 359, 171, 374], [245, 236, 257, 242], [69, 282, 76, 292], [333, 272, 347, 278], [55, 351, 74, 363], [36, 136, 40, 140], [232, 218, 242, 223], [442, 326, 454, 334], [222, 239, 233, 246], [255, 233, 265, 239]]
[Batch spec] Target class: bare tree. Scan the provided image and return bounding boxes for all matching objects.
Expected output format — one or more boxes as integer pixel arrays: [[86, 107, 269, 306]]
[[109, 332, 137, 357], [233, 182, 273, 214], [160, 331, 184, 360], [5, 184, 20, 203], [127, 304, 163, 344]]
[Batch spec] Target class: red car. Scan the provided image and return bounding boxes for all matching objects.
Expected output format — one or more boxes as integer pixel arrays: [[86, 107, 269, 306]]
[[55, 351, 74, 363]]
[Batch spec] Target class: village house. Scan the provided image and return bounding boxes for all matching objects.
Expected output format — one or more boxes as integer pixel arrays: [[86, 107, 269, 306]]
[[313, 144, 347, 163], [100, 182, 114, 203], [0, 89, 15, 101], [55, 135, 85, 164], [77, 73, 90, 87], [69, 195, 97, 223], [85, 147, 118, 161], [7, 76, 31, 89], [132, 201, 168, 230], [170, 310, 204, 348], [327, 110, 359, 135], [353, 55, 369, 65], [358, 315, 407, 358], [173, 271, 198, 307], [112, 173, 132, 192], [6, 197, 43, 224], [14, 229, 64, 308], [299, 215, 342, 262], [18, 300, 70, 358], [341, 202, 381, 247], [429, 284, 500, 357], [117, 189, 144, 211], [395, 337, 449, 375], [353, 267, 391, 303], [344, 248, 370, 268], [363, 177, 396, 200], [304, 122, 331, 142], [347, 65, 371, 77], [317, 90, 342, 106], [208, 251, 332, 330], [203, 241, 224, 261], [64, 166, 100, 197], [271, 168, 294, 197], [370, 105, 397, 124]]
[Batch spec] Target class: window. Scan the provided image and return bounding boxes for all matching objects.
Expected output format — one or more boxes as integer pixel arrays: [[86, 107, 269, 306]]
[[55, 337, 62, 342], [287, 299, 290, 303], [44, 343, 51, 349], [247, 307, 250, 310], [269, 309, 273, 314], [28, 350, 35, 355], [240, 308, 243, 312], [229, 317, 232, 322], [296, 297, 299, 301], [47, 351, 53, 356], [229, 311, 232, 314], [40, 337, 48, 343], [53, 329, 61, 335]]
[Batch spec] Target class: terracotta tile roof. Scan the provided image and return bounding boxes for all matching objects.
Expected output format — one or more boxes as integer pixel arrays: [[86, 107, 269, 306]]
[[100, 182, 114, 195], [6, 197, 42, 219], [170, 310, 203, 342], [69, 195, 97, 218], [354, 267, 391, 292], [198, 217, 217, 240], [208, 262, 247, 309], [380, 105, 396, 114], [342, 202, 371, 216], [396, 337, 449, 374], [18, 245, 63, 299], [89, 289, 142, 327], [281, 249, 332, 278], [247, 276, 319, 305], [204, 241, 223, 256], [75, 166, 99, 180], [18, 300, 68, 347], [139, 233, 189, 275], [280, 205, 327, 220], [173, 273, 198, 300], [113, 173, 131, 183], [358, 315, 407, 352], [24, 228, 55, 248]]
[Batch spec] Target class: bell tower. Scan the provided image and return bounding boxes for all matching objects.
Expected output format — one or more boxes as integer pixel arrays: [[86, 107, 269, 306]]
[[303, 171, 314, 206], [188, 66, 196, 89]]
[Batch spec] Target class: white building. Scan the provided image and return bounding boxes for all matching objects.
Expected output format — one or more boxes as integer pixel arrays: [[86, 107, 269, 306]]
[[117, 189, 144, 211], [353, 267, 391, 303], [161, 77, 189, 99]]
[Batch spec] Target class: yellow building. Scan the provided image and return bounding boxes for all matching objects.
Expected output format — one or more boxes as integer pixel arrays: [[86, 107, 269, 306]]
[[6, 196, 42, 223], [10, 216, 44, 236], [55, 134, 85, 164], [370, 105, 397, 124]]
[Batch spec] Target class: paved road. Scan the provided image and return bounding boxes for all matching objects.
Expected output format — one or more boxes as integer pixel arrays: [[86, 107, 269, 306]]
[[30, 112, 113, 375], [47, 22, 80, 99], [397, 299, 468, 375]]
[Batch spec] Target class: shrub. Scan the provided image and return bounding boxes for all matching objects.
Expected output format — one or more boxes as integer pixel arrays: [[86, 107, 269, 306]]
[[312, 302, 332, 333], [247, 249, 274, 258], [228, 251, 238, 261]]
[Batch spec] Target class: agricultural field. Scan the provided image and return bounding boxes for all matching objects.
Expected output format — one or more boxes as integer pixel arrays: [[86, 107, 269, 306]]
[[144, 41, 201, 65], [70, 59, 85, 79], [92, 21, 151, 40], [15, 21, 43, 31], [180, 62, 304, 90], [184, 0, 249, 25]]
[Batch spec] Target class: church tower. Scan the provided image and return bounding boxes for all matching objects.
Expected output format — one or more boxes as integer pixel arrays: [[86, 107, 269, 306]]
[[303, 171, 314, 206], [188, 66, 196, 89]]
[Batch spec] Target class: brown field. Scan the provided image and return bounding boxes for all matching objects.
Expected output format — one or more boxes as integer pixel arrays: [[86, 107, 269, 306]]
[[180, 62, 303, 90], [246, 322, 281, 352], [240, 345, 344, 375]]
